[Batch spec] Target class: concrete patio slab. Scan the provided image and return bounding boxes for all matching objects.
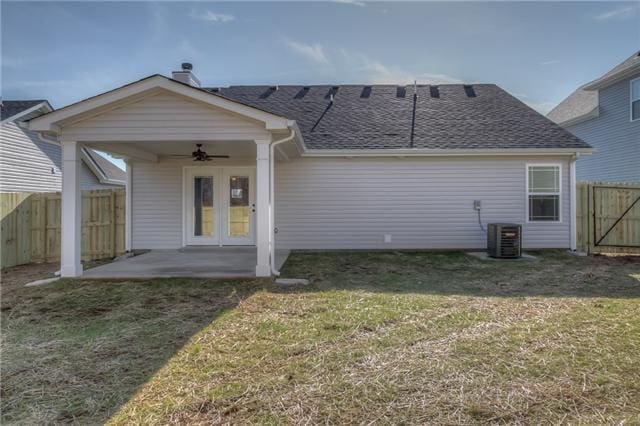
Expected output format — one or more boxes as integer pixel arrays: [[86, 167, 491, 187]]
[[82, 247, 291, 279]]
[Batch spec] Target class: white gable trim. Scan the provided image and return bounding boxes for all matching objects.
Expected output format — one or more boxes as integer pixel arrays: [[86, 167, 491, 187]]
[[29, 75, 290, 132]]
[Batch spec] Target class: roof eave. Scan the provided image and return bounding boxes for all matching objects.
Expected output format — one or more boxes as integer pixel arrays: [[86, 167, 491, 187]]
[[555, 106, 600, 128], [582, 63, 640, 91], [301, 147, 594, 157], [1, 101, 53, 124]]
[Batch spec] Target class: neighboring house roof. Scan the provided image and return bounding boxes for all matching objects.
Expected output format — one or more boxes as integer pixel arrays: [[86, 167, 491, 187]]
[[3, 99, 125, 186], [1, 100, 52, 121], [83, 149, 126, 184], [547, 84, 599, 126], [583, 50, 640, 91], [211, 84, 590, 150], [548, 51, 640, 126]]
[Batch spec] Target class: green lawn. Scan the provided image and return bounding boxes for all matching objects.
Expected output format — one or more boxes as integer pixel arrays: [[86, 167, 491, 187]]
[[2, 251, 639, 424]]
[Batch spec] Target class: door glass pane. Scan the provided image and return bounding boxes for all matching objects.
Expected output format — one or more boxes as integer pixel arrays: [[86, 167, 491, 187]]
[[228, 175, 250, 237], [194, 176, 214, 237]]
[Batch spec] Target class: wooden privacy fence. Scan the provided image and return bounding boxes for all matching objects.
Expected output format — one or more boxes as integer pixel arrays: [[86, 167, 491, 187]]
[[1, 189, 125, 269], [576, 182, 640, 254]]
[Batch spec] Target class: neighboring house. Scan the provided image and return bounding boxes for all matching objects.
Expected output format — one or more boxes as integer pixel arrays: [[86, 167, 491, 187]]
[[1, 100, 125, 192], [548, 51, 640, 183], [28, 64, 592, 277]]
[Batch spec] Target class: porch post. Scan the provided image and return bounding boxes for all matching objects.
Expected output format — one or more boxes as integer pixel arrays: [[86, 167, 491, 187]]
[[60, 141, 83, 277], [569, 156, 577, 251], [124, 159, 132, 252], [255, 139, 272, 277]]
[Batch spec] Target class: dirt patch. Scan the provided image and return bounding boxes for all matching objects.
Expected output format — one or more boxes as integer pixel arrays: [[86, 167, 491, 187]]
[[1, 263, 58, 292]]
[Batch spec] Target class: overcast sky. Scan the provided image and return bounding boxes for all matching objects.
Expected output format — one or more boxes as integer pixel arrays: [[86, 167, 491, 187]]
[[2, 1, 639, 167]]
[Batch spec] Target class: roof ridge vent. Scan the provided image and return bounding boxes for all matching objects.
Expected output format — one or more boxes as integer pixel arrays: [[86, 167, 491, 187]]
[[464, 85, 476, 98]]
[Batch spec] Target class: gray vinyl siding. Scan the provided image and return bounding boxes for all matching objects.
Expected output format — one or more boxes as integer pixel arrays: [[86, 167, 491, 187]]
[[131, 161, 184, 249], [130, 156, 571, 250], [275, 157, 571, 250], [568, 76, 640, 183], [130, 159, 256, 249], [0, 121, 120, 192]]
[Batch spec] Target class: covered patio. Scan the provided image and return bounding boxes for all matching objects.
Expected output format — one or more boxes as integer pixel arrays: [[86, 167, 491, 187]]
[[83, 247, 291, 279], [29, 72, 301, 278]]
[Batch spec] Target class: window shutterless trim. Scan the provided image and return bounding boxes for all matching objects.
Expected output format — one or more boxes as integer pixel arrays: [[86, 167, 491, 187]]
[[631, 77, 640, 122], [525, 163, 562, 223]]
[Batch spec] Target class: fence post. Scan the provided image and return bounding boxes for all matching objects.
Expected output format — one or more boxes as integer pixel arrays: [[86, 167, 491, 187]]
[[110, 190, 116, 258]]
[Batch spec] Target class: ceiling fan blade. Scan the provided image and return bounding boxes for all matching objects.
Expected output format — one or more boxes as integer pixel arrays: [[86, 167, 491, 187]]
[[205, 155, 230, 158], [170, 154, 193, 157]]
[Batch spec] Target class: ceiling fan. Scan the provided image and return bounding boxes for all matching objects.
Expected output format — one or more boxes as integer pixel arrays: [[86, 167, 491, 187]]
[[171, 144, 229, 162]]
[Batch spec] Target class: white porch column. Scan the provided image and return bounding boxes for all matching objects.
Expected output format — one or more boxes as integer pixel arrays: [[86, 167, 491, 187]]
[[61, 141, 83, 277], [569, 156, 577, 251], [124, 159, 132, 252], [255, 139, 272, 277]]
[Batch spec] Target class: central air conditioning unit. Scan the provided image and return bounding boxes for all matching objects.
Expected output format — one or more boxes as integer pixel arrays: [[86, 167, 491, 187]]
[[487, 223, 522, 259]]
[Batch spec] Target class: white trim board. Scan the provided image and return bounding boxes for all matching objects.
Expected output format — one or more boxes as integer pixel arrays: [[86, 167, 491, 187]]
[[525, 162, 563, 224], [28, 75, 290, 132]]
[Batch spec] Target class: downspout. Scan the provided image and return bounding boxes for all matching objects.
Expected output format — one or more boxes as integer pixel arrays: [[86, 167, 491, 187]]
[[569, 153, 579, 251], [270, 128, 296, 275]]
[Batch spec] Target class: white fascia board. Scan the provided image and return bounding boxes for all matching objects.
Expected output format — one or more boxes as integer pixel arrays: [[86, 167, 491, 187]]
[[301, 148, 594, 157], [29, 75, 290, 132], [1, 101, 52, 125]]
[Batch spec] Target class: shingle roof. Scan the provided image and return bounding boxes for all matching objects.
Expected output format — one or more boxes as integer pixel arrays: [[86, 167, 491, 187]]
[[548, 50, 640, 125], [84, 149, 126, 182], [1, 100, 48, 120], [585, 50, 640, 89], [547, 84, 599, 125], [209, 84, 590, 150]]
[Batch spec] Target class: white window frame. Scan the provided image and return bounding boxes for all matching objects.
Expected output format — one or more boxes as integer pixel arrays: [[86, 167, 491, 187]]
[[525, 163, 562, 223], [631, 77, 640, 122]]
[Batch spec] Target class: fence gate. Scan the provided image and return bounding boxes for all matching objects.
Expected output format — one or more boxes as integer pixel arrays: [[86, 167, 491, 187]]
[[576, 182, 640, 254]]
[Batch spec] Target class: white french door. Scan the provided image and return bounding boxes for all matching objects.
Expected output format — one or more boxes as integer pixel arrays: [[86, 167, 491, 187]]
[[221, 168, 255, 245], [184, 167, 255, 246]]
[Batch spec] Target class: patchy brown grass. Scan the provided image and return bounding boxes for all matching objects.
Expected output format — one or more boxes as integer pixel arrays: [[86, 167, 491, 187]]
[[2, 251, 640, 424]]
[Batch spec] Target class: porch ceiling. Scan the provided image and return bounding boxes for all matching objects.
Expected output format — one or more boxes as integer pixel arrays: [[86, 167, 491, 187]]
[[88, 140, 259, 161], [87, 139, 298, 162]]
